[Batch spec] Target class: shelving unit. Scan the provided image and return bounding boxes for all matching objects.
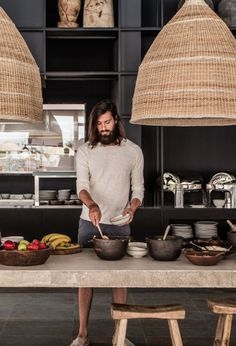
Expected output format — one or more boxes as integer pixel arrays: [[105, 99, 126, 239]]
[[0, 0, 236, 240]]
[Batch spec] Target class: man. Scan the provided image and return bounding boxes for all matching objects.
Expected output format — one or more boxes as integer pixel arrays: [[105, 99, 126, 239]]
[[71, 99, 144, 346]]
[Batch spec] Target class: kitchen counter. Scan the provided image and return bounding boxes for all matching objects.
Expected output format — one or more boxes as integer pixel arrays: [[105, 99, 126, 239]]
[[0, 249, 236, 288]]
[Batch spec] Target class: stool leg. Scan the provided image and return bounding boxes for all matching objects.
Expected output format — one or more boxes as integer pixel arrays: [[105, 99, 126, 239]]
[[113, 320, 119, 345], [220, 314, 232, 346], [168, 319, 183, 346], [116, 319, 128, 346], [214, 314, 225, 345]]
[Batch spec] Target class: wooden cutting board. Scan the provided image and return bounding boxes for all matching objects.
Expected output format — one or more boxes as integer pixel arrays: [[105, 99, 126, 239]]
[[52, 245, 82, 255]]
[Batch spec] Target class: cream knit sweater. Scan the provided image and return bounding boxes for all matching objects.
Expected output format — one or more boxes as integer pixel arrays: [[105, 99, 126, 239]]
[[76, 139, 144, 224]]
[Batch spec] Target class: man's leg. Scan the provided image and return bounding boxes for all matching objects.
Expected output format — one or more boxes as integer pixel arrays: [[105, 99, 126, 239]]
[[112, 288, 127, 336], [78, 288, 93, 337], [112, 289, 134, 346], [112, 288, 127, 304]]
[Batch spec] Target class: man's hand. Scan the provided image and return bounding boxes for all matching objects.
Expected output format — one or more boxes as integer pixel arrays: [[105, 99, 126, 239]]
[[122, 208, 134, 224], [89, 204, 101, 226], [122, 198, 141, 224]]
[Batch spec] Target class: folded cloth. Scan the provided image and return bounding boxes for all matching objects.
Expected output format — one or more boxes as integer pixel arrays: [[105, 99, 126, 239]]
[[70, 336, 90, 346]]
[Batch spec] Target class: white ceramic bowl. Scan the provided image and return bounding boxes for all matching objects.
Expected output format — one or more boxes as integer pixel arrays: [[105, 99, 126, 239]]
[[213, 199, 225, 208], [2, 236, 24, 243], [127, 242, 148, 258], [110, 213, 130, 226], [129, 242, 147, 249], [127, 248, 148, 258]]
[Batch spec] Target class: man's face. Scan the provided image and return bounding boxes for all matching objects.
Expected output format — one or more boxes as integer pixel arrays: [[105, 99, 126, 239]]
[[97, 111, 117, 145]]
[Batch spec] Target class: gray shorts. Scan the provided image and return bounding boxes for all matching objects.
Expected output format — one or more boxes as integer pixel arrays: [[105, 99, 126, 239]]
[[78, 218, 130, 247]]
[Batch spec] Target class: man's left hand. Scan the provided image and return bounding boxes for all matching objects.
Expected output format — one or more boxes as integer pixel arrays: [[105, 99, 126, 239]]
[[122, 208, 134, 224]]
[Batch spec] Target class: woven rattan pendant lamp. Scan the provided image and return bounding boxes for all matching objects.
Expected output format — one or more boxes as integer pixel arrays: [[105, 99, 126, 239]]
[[0, 7, 43, 122], [131, 0, 236, 126]]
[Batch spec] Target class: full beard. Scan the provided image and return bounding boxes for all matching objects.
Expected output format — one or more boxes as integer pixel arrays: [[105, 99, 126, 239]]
[[98, 130, 117, 145]]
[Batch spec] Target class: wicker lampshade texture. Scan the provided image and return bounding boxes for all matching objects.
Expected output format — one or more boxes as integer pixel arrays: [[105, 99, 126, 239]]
[[0, 7, 43, 122], [131, 0, 236, 126]]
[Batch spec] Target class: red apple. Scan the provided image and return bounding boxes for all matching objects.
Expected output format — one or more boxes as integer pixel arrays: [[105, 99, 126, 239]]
[[32, 239, 40, 245], [3, 240, 16, 250], [39, 242, 47, 249], [27, 243, 39, 250]]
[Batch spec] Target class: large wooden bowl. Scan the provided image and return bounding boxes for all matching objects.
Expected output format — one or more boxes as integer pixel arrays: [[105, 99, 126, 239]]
[[184, 250, 224, 266], [0, 248, 52, 266], [93, 236, 129, 260]]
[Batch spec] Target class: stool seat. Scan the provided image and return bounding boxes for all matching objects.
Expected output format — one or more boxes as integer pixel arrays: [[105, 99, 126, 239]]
[[111, 303, 185, 346], [112, 303, 185, 320], [208, 298, 236, 346], [208, 298, 236, 314]]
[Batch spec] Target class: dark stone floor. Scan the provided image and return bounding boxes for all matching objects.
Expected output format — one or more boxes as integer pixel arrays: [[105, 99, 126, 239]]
[[0, 288, 236, 345]]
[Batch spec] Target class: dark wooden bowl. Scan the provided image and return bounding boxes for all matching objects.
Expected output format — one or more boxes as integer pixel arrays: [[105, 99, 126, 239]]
[[93, 236, 129, 260], [146, 236, 183, 261], [227, 231, 236, 249], [184, 250, 224, 266], [0, 248, 52, 266]]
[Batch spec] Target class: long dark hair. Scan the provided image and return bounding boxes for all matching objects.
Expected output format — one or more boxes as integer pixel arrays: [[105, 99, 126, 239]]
[[88, 99, 126, 147]]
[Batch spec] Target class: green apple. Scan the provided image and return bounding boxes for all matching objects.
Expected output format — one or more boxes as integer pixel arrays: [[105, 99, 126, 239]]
[[19, 240, 29, 246], [18, 242, 27, 251]]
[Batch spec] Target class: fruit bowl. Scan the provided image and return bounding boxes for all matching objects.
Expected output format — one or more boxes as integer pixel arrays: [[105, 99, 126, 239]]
[[0, 248, 52, 266]]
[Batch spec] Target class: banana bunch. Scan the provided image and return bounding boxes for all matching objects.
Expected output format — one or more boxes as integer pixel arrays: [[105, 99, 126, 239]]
[[41, 233, 72, 250]]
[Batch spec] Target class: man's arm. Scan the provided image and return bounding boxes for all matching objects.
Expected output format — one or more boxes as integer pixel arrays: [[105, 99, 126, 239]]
[[76, 146, 101, 226], [123, 147, 144, 224], [79, 189, 101, 226]]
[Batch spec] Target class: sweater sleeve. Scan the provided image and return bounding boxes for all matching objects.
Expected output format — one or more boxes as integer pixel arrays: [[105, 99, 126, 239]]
[[76, 145, 90, 196], [130, 147, 144, 203]]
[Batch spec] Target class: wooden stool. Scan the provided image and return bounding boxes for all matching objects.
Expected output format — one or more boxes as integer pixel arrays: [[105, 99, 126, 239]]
[[111, 303, 185, 346], [208, 298, 236, 346]]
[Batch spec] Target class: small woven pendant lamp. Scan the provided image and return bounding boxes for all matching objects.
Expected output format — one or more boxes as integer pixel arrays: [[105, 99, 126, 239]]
[[0, 7, 43, 122], [131, 0, 236, 126]]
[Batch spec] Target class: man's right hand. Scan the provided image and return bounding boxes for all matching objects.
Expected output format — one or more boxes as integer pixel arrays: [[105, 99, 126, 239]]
[[88, 204, 101, 226]]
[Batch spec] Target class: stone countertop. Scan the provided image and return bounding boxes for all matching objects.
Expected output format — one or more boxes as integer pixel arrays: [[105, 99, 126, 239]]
[[0, 249, 236, 288]]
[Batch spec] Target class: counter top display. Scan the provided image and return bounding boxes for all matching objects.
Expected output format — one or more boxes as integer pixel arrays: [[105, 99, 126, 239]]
[[0, 249, 236, 288]]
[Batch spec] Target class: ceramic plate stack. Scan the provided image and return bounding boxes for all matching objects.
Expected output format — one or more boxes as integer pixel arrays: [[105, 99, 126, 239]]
[[194, 221, 218, 239], [39, 190, 57, 201], [58, 189, 71, 201], [171, 224, 194, 239]]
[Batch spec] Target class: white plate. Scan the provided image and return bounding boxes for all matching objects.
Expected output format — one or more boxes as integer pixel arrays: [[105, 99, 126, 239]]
[[189, 205, 206, 208], [2, 236, 24, 243], [110, 213, 130, 226]]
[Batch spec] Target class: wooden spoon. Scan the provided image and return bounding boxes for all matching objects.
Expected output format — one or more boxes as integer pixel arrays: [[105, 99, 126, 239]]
[[190, 241, 206, 251], [163, 225, 171, 240], [97, 224, 109, 239], [227, 220, 236, 232]]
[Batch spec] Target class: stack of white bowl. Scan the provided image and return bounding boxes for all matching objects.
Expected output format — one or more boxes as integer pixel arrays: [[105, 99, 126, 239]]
[[171, 224, 194, 239], [39, 190, 57, 201], [127, 242, 148, 258], [194, 221, 218, 239], [58, 189, 71, 201]]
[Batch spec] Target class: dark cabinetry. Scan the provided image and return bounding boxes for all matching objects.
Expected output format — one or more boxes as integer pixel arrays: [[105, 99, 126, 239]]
[[0, 0, 236, 240]]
